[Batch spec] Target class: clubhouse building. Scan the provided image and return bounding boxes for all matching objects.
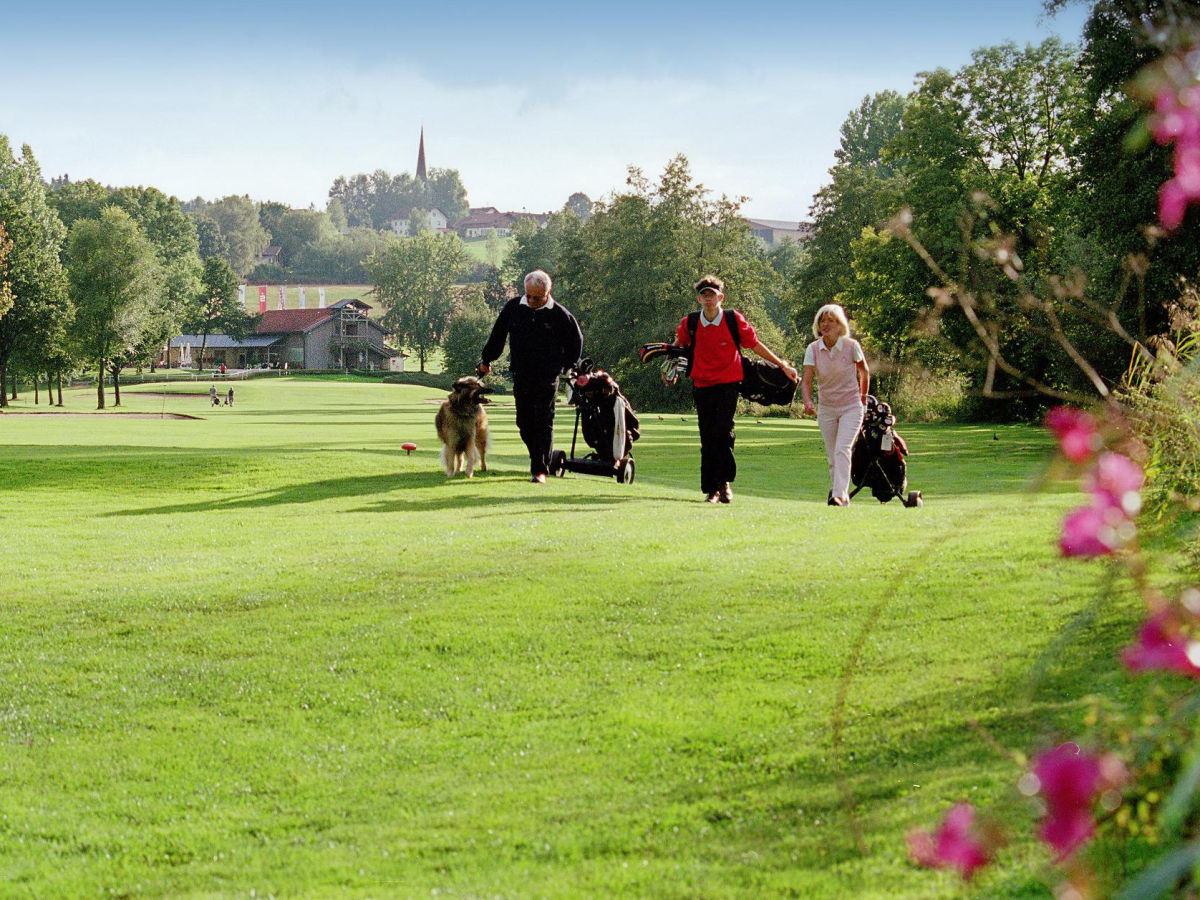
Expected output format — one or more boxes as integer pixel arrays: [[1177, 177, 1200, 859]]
[[167, 299, 401, 370]]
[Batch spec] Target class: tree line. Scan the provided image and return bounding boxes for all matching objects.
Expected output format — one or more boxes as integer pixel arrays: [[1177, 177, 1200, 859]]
[[0, 144, 253, 408], [425, 2, 1196, 419], [795, 0, 1200, 416], [5, 1, 1189, 419]]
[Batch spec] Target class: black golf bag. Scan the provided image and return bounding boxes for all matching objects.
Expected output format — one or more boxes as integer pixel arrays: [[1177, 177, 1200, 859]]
[[549, 361, 640, 483], [849, 395, 922, 507]]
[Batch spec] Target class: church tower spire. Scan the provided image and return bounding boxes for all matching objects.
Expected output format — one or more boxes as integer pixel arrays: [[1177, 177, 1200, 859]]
[[416, 128, 427, 181]]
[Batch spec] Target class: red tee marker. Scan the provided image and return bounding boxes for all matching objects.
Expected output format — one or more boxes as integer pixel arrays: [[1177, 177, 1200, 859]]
[[401, 443, 417, 455]]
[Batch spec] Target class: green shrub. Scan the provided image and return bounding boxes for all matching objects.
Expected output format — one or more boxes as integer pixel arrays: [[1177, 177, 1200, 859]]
[[1123, 329, 1200, 520]]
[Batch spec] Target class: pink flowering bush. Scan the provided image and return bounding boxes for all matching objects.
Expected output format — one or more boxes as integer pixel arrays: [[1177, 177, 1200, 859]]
[[1121, 608, 1200, 677], [909, 399, 1199, 893], [1023, 744, 1127, 862], [1053, 431, 1145, 558], [904, 31, 1200, 900], [1150, 81, 1200, 229], [907, 804, 995, 880]]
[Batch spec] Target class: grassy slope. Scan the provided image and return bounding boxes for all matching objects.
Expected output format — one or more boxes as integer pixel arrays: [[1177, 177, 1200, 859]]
[[0, 380, 1138, 898], [461, 235, 513, 266]]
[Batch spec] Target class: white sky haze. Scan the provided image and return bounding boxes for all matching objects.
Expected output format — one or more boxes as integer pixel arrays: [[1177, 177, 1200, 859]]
[[2, 1, 1088, 221]]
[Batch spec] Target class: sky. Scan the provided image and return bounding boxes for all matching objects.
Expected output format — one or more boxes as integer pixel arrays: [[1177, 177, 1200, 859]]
[[2, 1, 1089, 222]]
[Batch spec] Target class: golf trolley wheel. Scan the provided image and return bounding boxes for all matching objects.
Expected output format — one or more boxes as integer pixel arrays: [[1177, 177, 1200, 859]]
[[615, 457, 635, 484], [905, 490, 923, 508], [550, 450, 567, 478]]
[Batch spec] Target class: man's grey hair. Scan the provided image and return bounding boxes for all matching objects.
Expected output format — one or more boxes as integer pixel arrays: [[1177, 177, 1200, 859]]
[[524, 270, 552, 292]]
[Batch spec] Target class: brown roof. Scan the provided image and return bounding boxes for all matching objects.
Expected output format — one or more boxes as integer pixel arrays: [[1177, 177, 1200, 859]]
[[454, 211, 515, 230], [257, 308, 333, 334]]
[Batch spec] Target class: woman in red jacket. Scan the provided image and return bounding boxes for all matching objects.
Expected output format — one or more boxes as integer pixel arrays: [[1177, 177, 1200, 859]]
[[675, 275, 797, 504]]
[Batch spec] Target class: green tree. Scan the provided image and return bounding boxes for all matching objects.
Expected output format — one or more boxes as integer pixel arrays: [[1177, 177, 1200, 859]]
[[329, 167, 470, 230], [194, 215, 230, 260], [407, 208, 432, 235], [326, 197, 349, 232], [67, 207, 162, 408], [272, 209, 335, 266], [0, 136, 69, 408], [46, 177, 110, 230], [442, 289, 495, 376], [794, 91, 909, 312], [503, 214, 570, 290], [293, 228, 396, 284], [553, 155, 779, 409], [484, 227, 503, 267], [107, 185, 203, 369], [201, 195, 271, 277], [424, 168, 470, 222], [367, 232, 469, 371], [955, 38, 1082, 186], [185, 256, 254, 371], [258, 200, 290, 242], [1053, 0, 1199, 362], [564, 192, 593, 221], [0, 223, 13, 322]]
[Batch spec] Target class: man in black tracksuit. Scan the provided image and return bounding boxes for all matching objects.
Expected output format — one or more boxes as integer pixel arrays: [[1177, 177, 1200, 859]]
[[477, 269, 584, 483]]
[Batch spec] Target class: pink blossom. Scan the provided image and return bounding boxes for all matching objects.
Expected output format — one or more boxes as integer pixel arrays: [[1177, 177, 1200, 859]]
[[907, 803, 992, 880], [1031, 745, 1103, 859], [1152, 84, 1200, 229], [1045, 407, 1099, 463], [1151, 87, 1200, 146], [1060, 503, 1127, 557], [1086, 452, 1144, 515], [1122, 611, 1200, 677], [1160, 178, 1191, 230]]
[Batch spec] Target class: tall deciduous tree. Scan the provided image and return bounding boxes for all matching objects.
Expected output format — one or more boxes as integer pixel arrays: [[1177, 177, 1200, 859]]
[[198, 195, 270, 277], [107, 186, 202, 370], [0, 223, 13, 322], [52, 181, 203, 372], [441, 290, 496, 377], [186, 256, 255, 370], [0, 136, 69, 407], [67, 207, 162, 408], [424, 168, 470, 222], [564, 192, 593, 221], [328, 167, 470, 230], [272, 209, 335, 264], [1055, 0, 1199, 354], [794, 91, 909, 311], [553, 155, 780, 409], [367, 232, 469, 371]]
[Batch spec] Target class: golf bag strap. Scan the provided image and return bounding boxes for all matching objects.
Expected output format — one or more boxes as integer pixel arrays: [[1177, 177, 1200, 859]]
[[685, 309, 742, 375], [685, 309, 741, 347]]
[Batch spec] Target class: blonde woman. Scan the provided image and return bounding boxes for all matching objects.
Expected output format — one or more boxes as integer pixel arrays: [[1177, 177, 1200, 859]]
[[801, 304, 869, 506]]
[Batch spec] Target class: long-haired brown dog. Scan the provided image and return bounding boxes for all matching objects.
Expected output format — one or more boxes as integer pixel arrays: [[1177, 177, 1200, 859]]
[[435, 376, 493, 477]]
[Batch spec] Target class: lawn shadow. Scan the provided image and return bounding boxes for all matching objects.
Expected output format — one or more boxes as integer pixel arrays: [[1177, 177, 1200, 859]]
[[102, 469, 687, 516]]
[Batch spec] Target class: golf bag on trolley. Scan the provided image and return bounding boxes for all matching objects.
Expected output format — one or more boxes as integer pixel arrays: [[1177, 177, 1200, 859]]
[[849, 395, 922, 507], [549, 360, 640, 483]]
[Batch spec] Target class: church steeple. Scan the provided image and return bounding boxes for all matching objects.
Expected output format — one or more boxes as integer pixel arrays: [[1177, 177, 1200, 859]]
[[416, 128, 427, 181]]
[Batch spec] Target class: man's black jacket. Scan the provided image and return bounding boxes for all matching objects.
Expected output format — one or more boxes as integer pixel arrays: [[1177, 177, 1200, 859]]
[[480, 297, 583, 382]]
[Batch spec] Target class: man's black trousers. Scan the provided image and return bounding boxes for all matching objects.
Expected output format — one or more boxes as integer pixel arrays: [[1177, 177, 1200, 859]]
[[692, 381, 740, 495], [513, 376, 559, 477]]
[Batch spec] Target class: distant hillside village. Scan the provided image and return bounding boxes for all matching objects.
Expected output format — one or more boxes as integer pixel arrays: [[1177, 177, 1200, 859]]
[[161, 131, 812, 375], [241, 131, 812, 276]]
